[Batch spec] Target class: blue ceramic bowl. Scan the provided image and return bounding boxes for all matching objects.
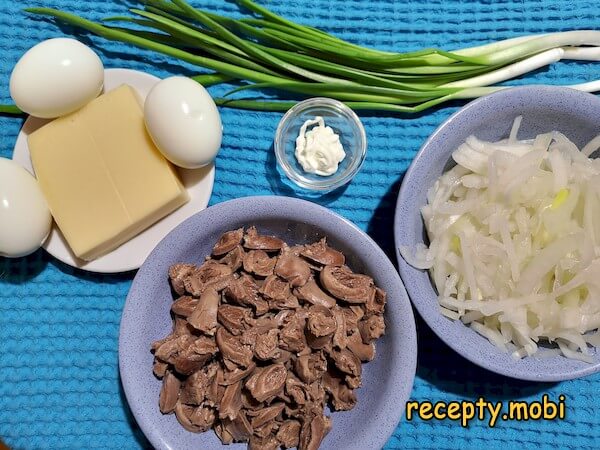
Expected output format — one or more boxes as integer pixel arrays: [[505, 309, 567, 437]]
[[120, 196, 417, 450], [395, 86, 600, 382]]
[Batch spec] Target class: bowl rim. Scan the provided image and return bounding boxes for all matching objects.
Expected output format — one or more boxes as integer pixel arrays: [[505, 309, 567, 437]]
[[274, 97, 368, 191], [394, 85, 600, 382], [120, 195, 417, 449]]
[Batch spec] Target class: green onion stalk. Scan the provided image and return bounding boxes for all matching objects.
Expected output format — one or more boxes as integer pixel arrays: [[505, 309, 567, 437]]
[[5, 0, 600, 113]]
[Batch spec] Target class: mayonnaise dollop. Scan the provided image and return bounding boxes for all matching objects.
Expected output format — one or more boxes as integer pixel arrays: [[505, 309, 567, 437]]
[[295, 116, 346, 176]]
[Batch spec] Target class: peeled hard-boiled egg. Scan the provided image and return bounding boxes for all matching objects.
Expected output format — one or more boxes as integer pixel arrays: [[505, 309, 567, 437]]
[[0, 158, 52, 258], [144, 76, 222, 169], [10, 38, 104, 119]]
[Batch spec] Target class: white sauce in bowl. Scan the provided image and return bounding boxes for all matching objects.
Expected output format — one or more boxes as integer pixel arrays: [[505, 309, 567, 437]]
[[295, 116, 346, 176]]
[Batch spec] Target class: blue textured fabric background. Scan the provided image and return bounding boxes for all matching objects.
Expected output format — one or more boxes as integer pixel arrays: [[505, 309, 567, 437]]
[[1, 0, 600, 449]]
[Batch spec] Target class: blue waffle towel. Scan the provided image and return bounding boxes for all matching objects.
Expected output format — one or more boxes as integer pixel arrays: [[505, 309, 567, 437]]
[[1, 1, 600, 449]]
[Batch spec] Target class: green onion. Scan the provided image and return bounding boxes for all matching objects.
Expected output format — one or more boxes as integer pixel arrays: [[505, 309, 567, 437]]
[[25, 7, 287, 84], [192, 73, 235, 87], [0, 105, 23, 115], [15, 0, 600, 113]]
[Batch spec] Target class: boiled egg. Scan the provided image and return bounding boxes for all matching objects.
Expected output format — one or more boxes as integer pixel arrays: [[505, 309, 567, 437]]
[[144, 76, 222, 169], [0, 158, 52, 258], [10, 38, 104, 119]]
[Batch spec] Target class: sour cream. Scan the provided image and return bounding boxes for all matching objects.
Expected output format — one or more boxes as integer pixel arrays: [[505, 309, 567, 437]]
[[295, 117, 345, 176]]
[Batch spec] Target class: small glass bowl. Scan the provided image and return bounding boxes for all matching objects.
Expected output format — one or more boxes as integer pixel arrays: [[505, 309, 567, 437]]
[[274, 97, 367, 192]]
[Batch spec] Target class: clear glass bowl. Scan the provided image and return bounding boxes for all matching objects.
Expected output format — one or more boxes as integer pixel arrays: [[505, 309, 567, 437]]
[[274, 97, 367, 192]]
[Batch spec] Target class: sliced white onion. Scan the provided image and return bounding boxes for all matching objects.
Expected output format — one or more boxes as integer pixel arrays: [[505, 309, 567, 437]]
[[401, 117, 600, 361]]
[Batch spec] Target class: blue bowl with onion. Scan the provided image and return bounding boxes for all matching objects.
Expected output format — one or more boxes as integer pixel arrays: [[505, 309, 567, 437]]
[[395, 86, 600, 381]]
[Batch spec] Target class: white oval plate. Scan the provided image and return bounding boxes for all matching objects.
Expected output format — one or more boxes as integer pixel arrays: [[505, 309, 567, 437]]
[[12, 68, 215, 273]]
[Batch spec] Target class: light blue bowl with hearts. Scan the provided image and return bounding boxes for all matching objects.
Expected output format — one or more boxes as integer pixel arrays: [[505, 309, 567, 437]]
[[121, 196, 417, 450]]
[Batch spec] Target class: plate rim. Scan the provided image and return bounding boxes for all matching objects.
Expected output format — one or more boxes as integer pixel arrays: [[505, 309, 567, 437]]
[[119, 195, 418, 450]]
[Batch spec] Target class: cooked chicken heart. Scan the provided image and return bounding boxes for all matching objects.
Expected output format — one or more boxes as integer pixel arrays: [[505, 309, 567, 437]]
[[154, 227, 387, 450]]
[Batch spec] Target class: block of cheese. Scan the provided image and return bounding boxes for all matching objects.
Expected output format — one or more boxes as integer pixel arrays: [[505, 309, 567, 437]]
[[28, 84, 189, 261]]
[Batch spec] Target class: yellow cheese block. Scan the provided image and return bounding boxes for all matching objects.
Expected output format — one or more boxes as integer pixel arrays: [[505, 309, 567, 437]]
[[28, 84, 189, 261]]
